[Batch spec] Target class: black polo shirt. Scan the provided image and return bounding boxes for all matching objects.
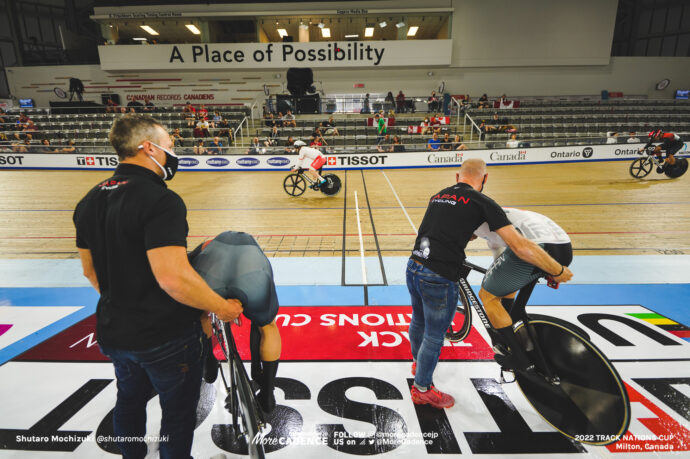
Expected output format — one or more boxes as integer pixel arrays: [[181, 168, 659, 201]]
[[73, 163, 199, 351], [411, 182, 511, 281]]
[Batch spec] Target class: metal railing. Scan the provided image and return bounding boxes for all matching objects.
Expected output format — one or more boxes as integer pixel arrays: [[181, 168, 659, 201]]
[[264, 94, 449, 116]]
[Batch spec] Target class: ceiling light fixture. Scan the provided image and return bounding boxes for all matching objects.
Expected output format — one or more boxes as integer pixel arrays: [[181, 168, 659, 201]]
[[299, 22, 308, 30], [379, 21, 387, 28], [364, 27, 374, 37], [133, 37, 147, 41], [407, 26, 418, 36], [277, 29, 288, 37], [185, 24, 201, 35], [321, 27, 331, 38], [344, 34, 359, 38], [318, 22, 325, 28], [140, 25, 159, 35], [396, 21, 405, 28]]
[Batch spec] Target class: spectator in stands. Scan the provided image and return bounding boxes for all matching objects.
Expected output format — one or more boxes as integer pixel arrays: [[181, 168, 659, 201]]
[[479, 93, 488, 105], [198, 104, 209, 120], [477, 121, 487, 141], [105, 98, 118, 113], [419, 116, 433, 135], [119, 107, 127, 115], [143, 99, 154, 112], [427, 90, 439, 112], [196, 118, 211, 137], [377, 134, 392, 153], [13, 138, 30, 153], [284, 136, 296, 154], [264, 112, 276, 127], [171, 128, 184, 147], [452, 134, 467, 151], [129, 107, 137, 114], [282, 110, 297, 128], [310, 135, 325, 149], [506, 133, 519, 148], [387, 109, 396, 121], [311, 126, 327, 146], [385, 91, 395, 112], [376, 113, 387, 144], [208, 136, 223, 155], [24, 120, 37, 132], [440, 133, 453, 151], [606, 132, 618, 144], [41, 139, 58, 153], [61, 139, 77, 153], [485, 113, 504, 133], [322, 116, 339, 136], [361, 93, 371, 114], [627, 131, 640, 143], [430, 113, 443, 135], [392, 135, 406, 152], [427, 133, 441, 151], [396, 90, 406, 113], [193, 139, 206, 155], [265, 125, 280, 147], [247, 137, 263, 155], [210, 111, 223, 128]]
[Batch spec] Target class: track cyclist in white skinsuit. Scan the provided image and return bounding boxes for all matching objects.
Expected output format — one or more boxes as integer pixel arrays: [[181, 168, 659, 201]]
[[293, 140, 327, 187]]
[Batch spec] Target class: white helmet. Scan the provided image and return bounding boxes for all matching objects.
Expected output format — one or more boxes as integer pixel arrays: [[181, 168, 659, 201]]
[[293, 140, 306, 147]]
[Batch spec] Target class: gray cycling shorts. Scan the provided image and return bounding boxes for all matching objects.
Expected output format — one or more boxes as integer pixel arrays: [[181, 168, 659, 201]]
[[481, 245, 545, 297]]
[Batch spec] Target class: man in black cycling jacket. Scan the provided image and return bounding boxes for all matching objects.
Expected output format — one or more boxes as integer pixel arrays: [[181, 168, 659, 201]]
[[641, 130, 685, 173], [407, 158, 573, 409]]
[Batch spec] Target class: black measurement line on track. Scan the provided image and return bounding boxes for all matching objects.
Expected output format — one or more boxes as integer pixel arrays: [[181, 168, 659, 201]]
[[340, 170, 348, 287], [360, 170, 388, 287]]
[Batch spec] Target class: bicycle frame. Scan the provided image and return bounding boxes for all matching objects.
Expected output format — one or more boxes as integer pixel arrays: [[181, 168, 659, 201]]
[[458, 261, 558, 382]]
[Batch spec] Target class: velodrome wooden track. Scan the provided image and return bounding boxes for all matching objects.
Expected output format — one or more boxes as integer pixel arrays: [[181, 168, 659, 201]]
[[0, 160, 688, 259]]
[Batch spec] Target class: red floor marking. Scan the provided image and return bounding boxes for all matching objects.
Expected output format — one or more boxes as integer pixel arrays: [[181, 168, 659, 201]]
[[0, 324, 11, 337]]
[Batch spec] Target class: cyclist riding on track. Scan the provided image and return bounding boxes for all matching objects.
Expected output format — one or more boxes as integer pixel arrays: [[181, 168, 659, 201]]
[[293, 140, 327, 187], [641, 129, 684, 173]]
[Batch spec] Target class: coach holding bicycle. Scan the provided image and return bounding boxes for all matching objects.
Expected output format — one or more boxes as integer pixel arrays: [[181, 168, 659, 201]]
[[73, 114, 242, 458], [407, 158, 572, 409]]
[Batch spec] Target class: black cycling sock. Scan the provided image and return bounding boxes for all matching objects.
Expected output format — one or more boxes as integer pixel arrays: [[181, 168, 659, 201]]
[[257, 360, 279, 414], [203, 336, 218, 384], [495, 326, 533, 371], [249, 322, 262, 383]]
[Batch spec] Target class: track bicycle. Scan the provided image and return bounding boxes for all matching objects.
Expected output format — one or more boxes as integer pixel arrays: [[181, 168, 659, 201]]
[[283, 167, 342, 197], [210, 314, 268, 459], [629, 148, 688, 179], [445, 261, 630, 446]]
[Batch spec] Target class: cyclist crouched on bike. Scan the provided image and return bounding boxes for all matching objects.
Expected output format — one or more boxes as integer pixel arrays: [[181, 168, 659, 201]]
[[293, 140, 327, 187], [641, 130, 684, 173], [189, 231, 281, 413], [408, 159, 572, 409], [474, 208, 572, 369]]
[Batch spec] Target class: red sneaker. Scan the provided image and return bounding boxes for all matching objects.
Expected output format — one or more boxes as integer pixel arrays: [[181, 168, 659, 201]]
[[410, 385, 455, 409], [411, 361, 416, 376]]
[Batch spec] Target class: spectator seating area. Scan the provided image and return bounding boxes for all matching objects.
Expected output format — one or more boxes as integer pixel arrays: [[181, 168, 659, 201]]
[[1, 98, 687, 155], [0, 105, 249, 154]]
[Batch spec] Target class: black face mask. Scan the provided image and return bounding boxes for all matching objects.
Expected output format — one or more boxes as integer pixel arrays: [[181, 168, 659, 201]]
[[147, 141, 179, 180]]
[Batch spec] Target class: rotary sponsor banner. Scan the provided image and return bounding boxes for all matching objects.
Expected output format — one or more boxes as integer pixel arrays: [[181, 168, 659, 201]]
[[1, 143, 686, 171]]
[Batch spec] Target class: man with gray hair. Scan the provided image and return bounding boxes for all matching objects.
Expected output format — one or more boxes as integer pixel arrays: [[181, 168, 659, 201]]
[[407, 158, 572, 409], [73, 114, 242, 457]]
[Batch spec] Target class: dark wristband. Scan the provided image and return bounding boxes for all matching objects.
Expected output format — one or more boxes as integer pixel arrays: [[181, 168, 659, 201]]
[[553, 265, 564, 277]]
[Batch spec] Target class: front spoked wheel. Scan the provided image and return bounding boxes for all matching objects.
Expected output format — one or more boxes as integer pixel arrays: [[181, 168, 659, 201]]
[[283, 173, 306, 196], [232, 357, 267, 459], [629, 157, 652, 178], [514, 318, 630, 446], [445, 282, 473, 342]]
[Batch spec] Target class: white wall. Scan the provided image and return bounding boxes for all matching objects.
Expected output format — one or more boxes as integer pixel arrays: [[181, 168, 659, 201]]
[[7, 56, 690, 107], [450, 0, 618, 67]]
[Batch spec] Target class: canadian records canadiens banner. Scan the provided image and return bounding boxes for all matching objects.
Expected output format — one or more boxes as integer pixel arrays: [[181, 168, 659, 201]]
[[1, 143, 684, 171]]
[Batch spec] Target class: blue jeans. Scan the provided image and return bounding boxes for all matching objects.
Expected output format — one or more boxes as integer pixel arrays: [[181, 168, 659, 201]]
[[406, 259, 459, 389], [99, 321, 204, 459]]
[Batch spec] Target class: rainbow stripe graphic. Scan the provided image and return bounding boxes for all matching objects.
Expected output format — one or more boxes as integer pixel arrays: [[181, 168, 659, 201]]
[[626, 313, 690, 342]]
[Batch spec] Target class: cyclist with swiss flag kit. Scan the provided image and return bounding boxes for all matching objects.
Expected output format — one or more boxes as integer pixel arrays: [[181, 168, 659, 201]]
[[641, 130, 684, 173]]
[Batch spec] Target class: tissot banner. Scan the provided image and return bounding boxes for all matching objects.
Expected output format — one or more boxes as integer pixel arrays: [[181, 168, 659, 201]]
[[98, 40, 453, 70], [2, 143, 685, 171]]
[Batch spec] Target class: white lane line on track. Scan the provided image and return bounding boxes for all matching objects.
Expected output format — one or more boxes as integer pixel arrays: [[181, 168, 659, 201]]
[[353, 191, 368, 285], [381, 170, 418, 234]]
